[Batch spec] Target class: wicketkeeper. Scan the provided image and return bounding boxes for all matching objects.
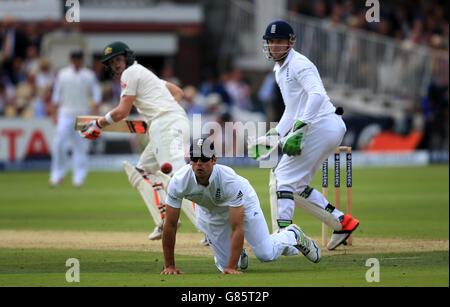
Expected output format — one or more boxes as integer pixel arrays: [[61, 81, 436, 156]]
[[78, 41, 200, 241], [161, 138, 320, 275], [250, 21, 360, 250]]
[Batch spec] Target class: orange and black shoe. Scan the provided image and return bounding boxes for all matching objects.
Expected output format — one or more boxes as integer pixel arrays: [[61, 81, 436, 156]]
[[326, 214, 359, 250]]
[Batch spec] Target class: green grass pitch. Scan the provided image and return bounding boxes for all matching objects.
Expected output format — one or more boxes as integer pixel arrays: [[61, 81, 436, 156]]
[[0, 165, 448, 287]]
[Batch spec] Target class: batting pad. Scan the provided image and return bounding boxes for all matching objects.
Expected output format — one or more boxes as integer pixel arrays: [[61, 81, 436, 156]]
[[293, 194, 342, 231], [123, 161, 165, 225], [269, 170, 279, 234], [156, 170, 196, 226]]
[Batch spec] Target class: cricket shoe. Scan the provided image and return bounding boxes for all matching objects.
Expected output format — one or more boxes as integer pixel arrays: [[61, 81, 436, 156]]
[[199, 234, 210, 246], [327, 214, 359, 250], [285, 224, 321, 263], [149, 225, 163, 240], [49, 178, 64, 188], [239, 248, 249, 270], [148, 220, 182, 240]]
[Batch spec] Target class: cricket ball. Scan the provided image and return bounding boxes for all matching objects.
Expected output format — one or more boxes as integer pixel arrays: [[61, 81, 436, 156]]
[[161, 162, 173, 174]]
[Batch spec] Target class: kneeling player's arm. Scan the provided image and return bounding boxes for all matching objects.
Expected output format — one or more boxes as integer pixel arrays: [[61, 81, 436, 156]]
[[162, 205, 181, 269], [227, 205, 245, 270], [98, 95, 135, 128]]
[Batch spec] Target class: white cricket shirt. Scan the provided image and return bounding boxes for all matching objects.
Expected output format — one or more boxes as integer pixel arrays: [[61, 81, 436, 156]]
[[51, 65, 101, 116], [274, 49, 336, 136], [120, 61, 186, 121], [166, 164, 258, 214]]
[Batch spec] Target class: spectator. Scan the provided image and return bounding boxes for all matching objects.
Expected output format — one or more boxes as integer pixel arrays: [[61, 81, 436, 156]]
[[161, 64, 181, 87], [23, 45, 40, 74], [6, 57, 26, 86], [180, 85, 205, 121], [35, 58, 54, 93], [199, 68, 231, 107], [0, 15, 30, 71], [24, 22, 42, 52], [225, 68, 252, 111], [13, 71, 37, 118], [34, 58, 55, 117], [0, 79, 9, 115], [419, 82, 449, 150], [202, 92, 226, 124]]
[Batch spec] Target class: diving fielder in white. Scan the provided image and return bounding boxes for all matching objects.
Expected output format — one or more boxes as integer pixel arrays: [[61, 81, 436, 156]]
[[78, 41, 197, 240], [50, 50, 101, 187], [161, 138, 320, 275], [254, 21, 359, 250]]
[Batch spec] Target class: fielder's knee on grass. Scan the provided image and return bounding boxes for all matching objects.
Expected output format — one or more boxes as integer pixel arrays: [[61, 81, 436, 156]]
[[250, 241, 278, 262], [254, 249, 276, 262]]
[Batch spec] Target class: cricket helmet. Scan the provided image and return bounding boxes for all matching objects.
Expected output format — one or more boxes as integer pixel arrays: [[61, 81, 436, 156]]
[[262, 20, 296, 61], [190, 137, 215, 159], [102, 41, 135, 67]]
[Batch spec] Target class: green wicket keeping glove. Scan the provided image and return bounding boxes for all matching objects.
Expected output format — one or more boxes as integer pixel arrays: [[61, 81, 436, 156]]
[[282, 120, 308, 156], [248, 128, 279, 160]]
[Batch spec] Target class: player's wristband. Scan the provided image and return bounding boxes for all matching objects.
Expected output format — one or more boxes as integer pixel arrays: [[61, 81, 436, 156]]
[[105, 112, 116, 125]]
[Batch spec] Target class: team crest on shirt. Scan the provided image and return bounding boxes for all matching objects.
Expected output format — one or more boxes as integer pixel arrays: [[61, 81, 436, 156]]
[[215, 188, 221, 201], [120, 81, 127, 88]]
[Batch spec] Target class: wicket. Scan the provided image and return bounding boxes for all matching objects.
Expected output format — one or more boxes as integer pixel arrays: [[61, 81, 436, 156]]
[[321, 146, 353, 247]]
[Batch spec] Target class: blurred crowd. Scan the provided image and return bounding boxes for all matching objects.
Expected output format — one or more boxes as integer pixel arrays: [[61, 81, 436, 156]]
[[0, 16, 92, 118], [1, 0, 448, 150], [291, 0, 449, 150], [0, 15, 266, 125], [289, 0, 449, 51]]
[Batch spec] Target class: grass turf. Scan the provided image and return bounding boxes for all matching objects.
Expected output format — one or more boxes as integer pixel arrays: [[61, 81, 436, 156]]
[[0, 166, 448, 239], [0, 248, 447, 287], [0, 165, 448, 287]]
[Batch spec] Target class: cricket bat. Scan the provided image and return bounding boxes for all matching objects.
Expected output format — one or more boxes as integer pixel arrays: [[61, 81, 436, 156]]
[[75, 116, 148, 134]]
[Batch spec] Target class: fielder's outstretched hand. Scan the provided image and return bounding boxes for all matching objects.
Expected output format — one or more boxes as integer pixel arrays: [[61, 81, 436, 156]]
[[79, 119, 102, 140], [161, 266, 185, 275], [222, 268, 243, 274]]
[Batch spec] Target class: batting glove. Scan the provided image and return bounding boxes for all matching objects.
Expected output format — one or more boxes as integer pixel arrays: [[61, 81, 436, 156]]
[[282, 120, 308, 156], [79, 119, 102, 140], [248, 128, 280, 160]]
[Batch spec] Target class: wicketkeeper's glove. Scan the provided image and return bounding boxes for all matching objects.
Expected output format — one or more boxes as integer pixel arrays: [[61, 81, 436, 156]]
[[248, 128, 280, 160], [79, 119, 102, 140], [282, 120, 308, 156]]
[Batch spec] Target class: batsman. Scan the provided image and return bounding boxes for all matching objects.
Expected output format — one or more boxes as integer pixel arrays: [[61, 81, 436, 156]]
[[250, 21, 360, 250], [79, 41, 199, 241]]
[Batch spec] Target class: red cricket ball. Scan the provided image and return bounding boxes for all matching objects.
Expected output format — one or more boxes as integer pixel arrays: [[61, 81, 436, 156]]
[[160, 162, 173, 174]]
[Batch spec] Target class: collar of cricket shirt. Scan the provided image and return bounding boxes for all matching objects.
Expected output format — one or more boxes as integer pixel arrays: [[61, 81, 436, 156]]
[[273, 48, 295, 73]]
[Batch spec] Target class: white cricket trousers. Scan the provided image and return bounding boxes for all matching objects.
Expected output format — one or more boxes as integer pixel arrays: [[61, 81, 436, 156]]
[[274, 113, 347, 220], [196, 199, 299, 272], [50, 113, 90, 185], [137, 111, 190, 174]]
